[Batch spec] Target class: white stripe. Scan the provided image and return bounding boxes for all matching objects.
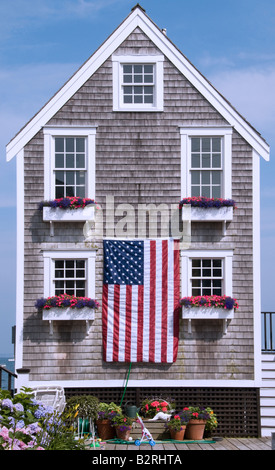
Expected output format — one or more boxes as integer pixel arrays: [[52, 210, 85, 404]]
[[143, 240, 150, 362], [154, 239, 162, 363], [130, 284, 139, 362], [106, 285, 114, 362], [118, 285, 126, 362], [167, 239, 174, 363]]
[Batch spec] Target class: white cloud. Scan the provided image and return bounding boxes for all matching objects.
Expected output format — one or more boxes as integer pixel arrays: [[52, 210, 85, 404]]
[[207, 66, 275, 135]]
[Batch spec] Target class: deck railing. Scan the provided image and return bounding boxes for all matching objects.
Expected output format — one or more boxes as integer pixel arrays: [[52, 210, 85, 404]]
[[262, 312, 275, 353], [0, 365, 17, 394]]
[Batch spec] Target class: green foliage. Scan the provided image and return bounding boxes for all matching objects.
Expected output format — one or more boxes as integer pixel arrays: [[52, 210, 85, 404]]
[[65, 395, 99, 420]]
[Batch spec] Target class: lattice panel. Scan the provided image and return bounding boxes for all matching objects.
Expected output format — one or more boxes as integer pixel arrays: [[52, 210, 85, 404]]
[[64, 386, 260, 437]]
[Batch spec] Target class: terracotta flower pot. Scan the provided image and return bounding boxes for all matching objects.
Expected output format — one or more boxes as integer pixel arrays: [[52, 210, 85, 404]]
[[115, 426, 132, 441], [96, 419, 115, 440], [169, 425, 186, 441], [185, 419, 206, 440]]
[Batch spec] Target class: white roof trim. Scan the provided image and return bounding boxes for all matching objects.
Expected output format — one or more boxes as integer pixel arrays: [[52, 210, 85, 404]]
[[6, 5, 270, 162]]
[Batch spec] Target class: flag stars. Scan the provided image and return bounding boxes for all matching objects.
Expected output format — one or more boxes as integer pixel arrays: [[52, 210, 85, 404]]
[[104, 240, 144, 285]]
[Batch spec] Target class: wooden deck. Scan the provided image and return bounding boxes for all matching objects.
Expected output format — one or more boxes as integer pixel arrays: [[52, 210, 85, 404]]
[[89, 437, 272, 451]]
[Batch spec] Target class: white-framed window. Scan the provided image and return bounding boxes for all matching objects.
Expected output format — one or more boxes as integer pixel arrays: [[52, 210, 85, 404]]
[[181, 250, 233, 298], [180, 127, 233, 200], [112, 55, 164, 111], [54, 259, 86, 297], [191, 258, 223, 296], [54, 137, 86, 198], [43, 126, 97, 201], [43, 250, 96, 299]]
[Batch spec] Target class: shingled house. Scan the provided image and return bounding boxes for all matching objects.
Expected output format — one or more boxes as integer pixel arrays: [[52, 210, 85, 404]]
[[6, 5, 271, 437]]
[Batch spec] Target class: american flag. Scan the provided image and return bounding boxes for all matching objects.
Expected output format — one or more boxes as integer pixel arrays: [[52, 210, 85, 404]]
[[102, 239, 180, 363]]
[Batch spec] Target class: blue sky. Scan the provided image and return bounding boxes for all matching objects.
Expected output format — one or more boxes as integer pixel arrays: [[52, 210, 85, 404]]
[[0, 0, 274, 355]]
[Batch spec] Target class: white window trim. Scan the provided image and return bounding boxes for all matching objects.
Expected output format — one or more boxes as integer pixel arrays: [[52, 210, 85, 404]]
[[180, 127, 233, 200], [43, 126, 97, 201], [181, 250, 233, 298], [112, 55, 164, 111], [43, 250, 96, 299]]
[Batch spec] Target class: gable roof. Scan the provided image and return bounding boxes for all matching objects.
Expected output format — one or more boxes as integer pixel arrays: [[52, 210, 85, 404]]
[[6, 3, 269, 162]]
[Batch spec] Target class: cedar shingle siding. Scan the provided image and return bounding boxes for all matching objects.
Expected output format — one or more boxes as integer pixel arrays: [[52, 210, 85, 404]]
[[23, 28, 254, 382]]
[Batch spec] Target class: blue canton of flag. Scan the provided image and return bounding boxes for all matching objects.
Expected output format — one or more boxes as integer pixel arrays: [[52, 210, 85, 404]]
[[103, 240, 144, 286]]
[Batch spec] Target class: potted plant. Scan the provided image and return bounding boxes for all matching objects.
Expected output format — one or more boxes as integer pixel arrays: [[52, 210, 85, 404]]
[[140, 397, 175, 419], [110, 413, 133, 441], [204, 407, 218, 437], [184, 406, 210, 440], [166, 409, 191, 440], [96, 402, 122, 440], [65, 395, 99, 437]]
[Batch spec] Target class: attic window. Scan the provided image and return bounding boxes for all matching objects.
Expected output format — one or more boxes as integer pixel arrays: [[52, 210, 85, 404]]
[[112, 55, 164, 111]]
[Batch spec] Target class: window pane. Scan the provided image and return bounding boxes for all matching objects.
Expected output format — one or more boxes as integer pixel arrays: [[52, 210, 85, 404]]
[[202, 138, 210, 152], [201, 186, 210, 197], [124, 95, 132, 103], [123, 65, 132, 73], [191, 155, 200, 168], [144, 95, 153, 103], [202, 154, 211, 168], [76, 154, 85, 168], [144, 74, 153, 83], [191, 186, 200, 197], [212, 186, 221, 198], [124, 75, 132, 83], [134, 95, 143, 103], [55, 187, 64, 198], [55, 154, 64, 168], [66, 186, 75, 197], [191, 138, 200, 152], [202, 171, 210, 184], [212, 154, 221, 168], [144, 65, 153, 73], [55, 171, 64, 185], [212, 138, 221, 152], [55, 138, 64, 152], [191, 172, 200, 184], [212, 171, 221, 184], [134, 65, 142, 73], [66, 154, 74, 168], [76, 138, 85, 152], [134, 74, 142, 83], [66, 138, 74, 152], [66, 172, 75, 185], [76, 186, 85, 197], [76, 171, 85, 185]]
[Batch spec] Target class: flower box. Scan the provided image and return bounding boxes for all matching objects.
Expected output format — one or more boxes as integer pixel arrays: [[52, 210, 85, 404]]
[[43, 205, 95, 222], [42, 306, 95, 322], [181, 205, 233, 222], [181, 306, 234, 334], [181, 306, 234, 320]]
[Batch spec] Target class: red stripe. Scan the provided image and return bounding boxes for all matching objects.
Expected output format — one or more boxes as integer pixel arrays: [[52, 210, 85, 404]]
[[149, 240, 156, 363], [125, 285, 132, 362], [161, 240, 168, 363], [173, 240, 180, 362], [102, 284, 108, 362], [137, 284, 144, 362], [113, 284, 120, 362]]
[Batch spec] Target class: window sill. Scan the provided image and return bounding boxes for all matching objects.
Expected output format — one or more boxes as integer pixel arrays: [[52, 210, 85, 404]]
[[181, 205, 234, 222], [43, 205, 95, 222]]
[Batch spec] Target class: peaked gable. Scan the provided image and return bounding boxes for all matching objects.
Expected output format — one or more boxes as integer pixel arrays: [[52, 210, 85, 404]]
[[6, 4, 269, 162]]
